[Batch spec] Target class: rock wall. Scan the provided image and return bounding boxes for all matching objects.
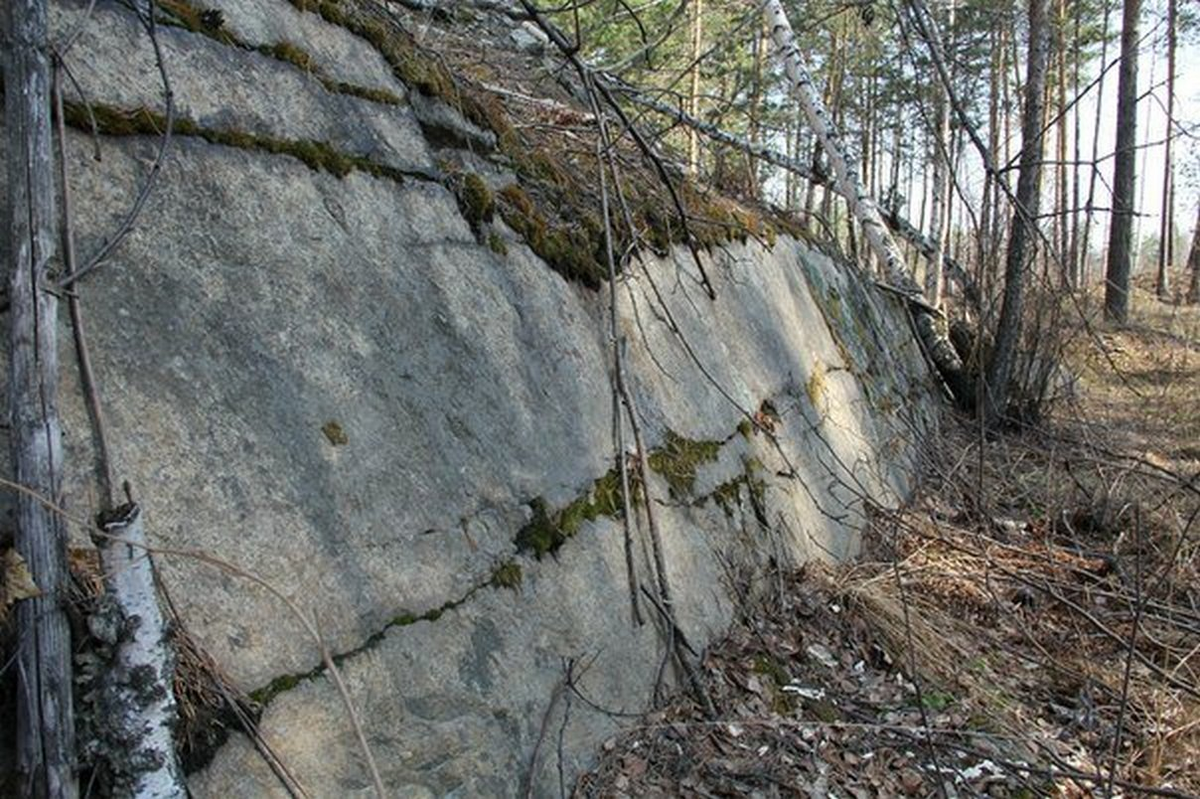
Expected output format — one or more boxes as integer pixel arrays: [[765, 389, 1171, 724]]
[[3, 0, 940, 794]]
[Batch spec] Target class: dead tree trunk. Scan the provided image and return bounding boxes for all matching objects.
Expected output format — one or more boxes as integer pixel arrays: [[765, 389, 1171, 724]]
[[761, 0, 968, 403], [4, 0, 78, 795], [984, 0, 1051, 424], [95, 504, 187, 797]]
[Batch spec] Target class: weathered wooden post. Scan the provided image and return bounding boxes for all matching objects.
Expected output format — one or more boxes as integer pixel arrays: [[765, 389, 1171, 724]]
[[4, 0, 78, 795]]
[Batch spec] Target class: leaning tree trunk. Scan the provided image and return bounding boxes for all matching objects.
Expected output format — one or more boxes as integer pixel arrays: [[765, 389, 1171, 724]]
[[4, 0, 78, 796], [1104, 0, 1141, 323], [611, 83, 981, 308], [984, 0, 1051, 423], [761, 0, 968, 402]]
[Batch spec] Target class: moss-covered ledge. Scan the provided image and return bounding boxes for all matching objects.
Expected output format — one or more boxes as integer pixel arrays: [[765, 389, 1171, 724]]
[[278, 0, 812, 291], [155, 0, 405, 107], [62, 101, 437, 184]]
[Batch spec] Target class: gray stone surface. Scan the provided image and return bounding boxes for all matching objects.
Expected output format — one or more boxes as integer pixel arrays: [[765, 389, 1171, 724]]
[[1, 1, 940, 795], [195, 0, 410, 99], [51, 0, 434, 177]]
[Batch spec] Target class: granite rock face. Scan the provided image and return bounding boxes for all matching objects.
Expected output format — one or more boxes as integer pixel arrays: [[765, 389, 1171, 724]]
[[1, 0, 938, 795]]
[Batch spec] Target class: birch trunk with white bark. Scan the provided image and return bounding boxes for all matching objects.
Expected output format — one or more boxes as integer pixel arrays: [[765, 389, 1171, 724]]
[[760, 0, 968, 402], [95, 504, 187, 798]]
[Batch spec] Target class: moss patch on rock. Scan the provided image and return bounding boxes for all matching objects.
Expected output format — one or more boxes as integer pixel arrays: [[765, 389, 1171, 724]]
[[514, 467, 628, 558], [490, 560, 523, 590], [647, 430, 721, 499], [458, 172, 495, 225], [62, 101, 415, 183]]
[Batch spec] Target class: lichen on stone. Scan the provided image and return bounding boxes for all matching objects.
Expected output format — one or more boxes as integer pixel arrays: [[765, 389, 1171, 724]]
[[805, 363, 827, 409]]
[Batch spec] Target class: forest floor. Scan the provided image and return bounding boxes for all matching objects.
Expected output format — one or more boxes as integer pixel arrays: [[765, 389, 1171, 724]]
[[575, 284, 1200, 798]]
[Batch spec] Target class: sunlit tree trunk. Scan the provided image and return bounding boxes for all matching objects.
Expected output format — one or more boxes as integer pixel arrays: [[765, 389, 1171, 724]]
[[1056, 0, 1070, 288], [1079, 0, 1113, 288], [687, 0, 703, 175], [985, 0, 1051, 422], [1186, 202, 1200, 304], [926, 0, 954, 309], [1104, 0, 1141, 323]]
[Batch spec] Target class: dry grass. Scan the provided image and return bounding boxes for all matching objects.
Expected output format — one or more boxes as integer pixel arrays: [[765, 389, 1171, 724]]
[[1071, 281, 1200, 467], [579, 287, 1200, 796]]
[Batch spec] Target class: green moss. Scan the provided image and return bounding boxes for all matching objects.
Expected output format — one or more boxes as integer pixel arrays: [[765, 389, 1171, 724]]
[[753, 654, 790, 687], [61, 101, 413, 183], [805, 696, 842, 722], [647, 430, 721, 498], [321, 420, 348, 446], [736, 419, 753, 439], [157, 0, 240, 45], [266, 40, 316, 72], [326, 81, 402, 105], [514, 498, 561, 558], [459, 173, 494, 225], [491, 560, 523, 590], [514, 469, 628, 558], [497, 184, 605, 287], [248, 671, 313, 705], [708, 476, 745, 516], [487, 231, 508, 256]]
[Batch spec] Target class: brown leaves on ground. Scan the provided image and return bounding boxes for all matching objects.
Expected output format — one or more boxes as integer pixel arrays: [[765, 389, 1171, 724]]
[[578, 295, 1199, 797]]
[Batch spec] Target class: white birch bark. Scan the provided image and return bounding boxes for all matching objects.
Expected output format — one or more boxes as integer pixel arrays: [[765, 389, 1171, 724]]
[[925, 1, 954, 308], [760, 0, 967, 398], [98, 504, 186, 798]]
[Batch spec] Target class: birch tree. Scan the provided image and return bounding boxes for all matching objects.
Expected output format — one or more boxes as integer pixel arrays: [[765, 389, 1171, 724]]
[[1155, 0, 1176, 300], [4, 0, 78, 795], [760, 0, 968, 403], [925, 0, 954, 309]]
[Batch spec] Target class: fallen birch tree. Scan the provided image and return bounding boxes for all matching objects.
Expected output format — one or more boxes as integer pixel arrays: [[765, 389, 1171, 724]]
[[759, 0, 970, 404], [604, 80, 982, 310]]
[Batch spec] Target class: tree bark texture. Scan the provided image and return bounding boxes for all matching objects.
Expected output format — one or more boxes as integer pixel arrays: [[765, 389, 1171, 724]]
[[1104, 0, 1141, 323], [925, 0, 954, 308], [1155, 0, 1175, 300], [95, 505, 187, 798], [984, 0, 1050, 423], [4, 0, 78, 795]]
